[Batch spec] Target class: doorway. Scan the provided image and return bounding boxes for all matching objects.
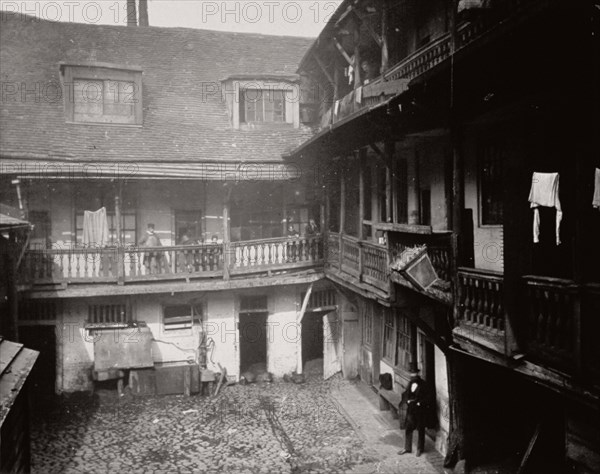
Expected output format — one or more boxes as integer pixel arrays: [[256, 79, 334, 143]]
[[239, 311, 268, 373], [301, 311, 324, 367], [19, 325, 57, 404]]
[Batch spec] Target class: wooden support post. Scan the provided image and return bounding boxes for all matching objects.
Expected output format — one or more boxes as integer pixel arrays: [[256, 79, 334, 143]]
[[115, 192, 125, 284], [381, 0, 389, 73], [222, 189, 231, 281], [354, 31, 362, 89], [451, 128, 464, 266], [332, 67, 340, 124], [385, 142, 393, 222], [297, 283, 314, 375], [358, 150, 366, 239], [339, 166, 346, 271]]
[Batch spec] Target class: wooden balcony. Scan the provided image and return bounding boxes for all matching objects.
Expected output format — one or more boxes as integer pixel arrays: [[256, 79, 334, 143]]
[[23, 235, 324, 287], [319, 0, 550, 129], [454, 267, 506, 354], [524, 277, 600, 382], [325, 232, 391, 298]]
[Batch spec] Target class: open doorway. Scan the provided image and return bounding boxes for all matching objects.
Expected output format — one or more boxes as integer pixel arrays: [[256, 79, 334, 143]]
[[239, 295, 268, 373], [239, 312, 268, 373], [300, 288, 338, 378], [301, 311, 325, 367]]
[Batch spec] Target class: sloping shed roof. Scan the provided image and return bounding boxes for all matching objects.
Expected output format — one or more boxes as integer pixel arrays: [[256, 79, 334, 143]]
[[0, 337, 39, 426], [0, 213, 30, 229], [0, 13, 314, 166]]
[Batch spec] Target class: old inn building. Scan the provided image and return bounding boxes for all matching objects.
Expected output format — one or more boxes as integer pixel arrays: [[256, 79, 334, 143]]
[[1, 1, 599, 472]]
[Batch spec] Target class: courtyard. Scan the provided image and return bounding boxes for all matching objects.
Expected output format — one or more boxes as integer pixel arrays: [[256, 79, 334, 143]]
[[29, 369, 446, 474]]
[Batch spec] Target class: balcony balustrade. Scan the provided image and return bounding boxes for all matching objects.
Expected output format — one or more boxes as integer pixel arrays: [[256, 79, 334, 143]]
[[319, 0, 549, 129], [24, 235, 323, 286], [523, 276, 599, 381]]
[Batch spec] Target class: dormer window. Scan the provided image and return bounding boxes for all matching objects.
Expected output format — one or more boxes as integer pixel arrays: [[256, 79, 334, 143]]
[[222, 76, 300, 130], [240, 89, 286, 123], [61, 63, 143, 125]]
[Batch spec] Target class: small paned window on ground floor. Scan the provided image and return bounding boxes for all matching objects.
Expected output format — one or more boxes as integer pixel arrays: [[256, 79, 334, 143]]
[[239, 295, 268, 313], [162, 304, 202, 332], [88, 302, 133, 325]]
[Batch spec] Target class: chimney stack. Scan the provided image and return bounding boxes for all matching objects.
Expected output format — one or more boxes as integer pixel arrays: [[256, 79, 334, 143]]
[[126, 0, 137, 26], [139, 0, 149, 26]]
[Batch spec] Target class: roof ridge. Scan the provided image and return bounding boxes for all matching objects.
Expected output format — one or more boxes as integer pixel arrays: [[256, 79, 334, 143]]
[[0, 11, 316, 41]]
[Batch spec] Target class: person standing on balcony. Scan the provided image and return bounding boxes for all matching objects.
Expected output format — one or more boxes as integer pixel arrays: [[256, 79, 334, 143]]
[[305, 219, 319, 236], [398, 362, 431, 457], [139, 223, 163, 273]]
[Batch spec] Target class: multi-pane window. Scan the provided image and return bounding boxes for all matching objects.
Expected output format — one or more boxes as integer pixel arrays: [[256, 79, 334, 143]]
[[62, 65, 142, 125], [240, 295, 268, 313], [175, 210, 202, 244], [162, 304, 202, 332], [73, 79, 136, 124], [479, 141, 505, 226], [88, 303, 132, 325], [241, 89, 286, 123], [76, 211, 136, 246], [382, 308, 394, 360], [395, 313, 411, 371], [382, 309, 414, 372]]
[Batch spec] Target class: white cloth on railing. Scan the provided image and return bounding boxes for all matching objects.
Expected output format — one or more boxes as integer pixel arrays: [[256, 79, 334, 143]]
[[528, 172, 562, 245], [355, 86, 363, 104], [593, 168, 600, 210], [458, 0, 491, 13], [82, 207, 109, 247]]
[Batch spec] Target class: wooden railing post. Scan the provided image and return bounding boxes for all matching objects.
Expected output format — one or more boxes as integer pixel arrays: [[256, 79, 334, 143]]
[[117, 245, 125, 284], [358, 241, 363, 281]]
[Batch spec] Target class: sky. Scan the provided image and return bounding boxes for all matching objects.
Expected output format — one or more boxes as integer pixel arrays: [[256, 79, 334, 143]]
[[0, 0, 343, 37]]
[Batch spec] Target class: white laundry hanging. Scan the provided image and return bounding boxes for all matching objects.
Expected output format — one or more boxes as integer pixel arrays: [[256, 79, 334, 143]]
[[528, 172, 562, 245]]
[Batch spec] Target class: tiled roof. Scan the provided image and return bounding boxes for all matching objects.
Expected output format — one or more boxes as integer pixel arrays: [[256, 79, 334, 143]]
[[0, 13, 314, 165], [0, 337, 39, 426]]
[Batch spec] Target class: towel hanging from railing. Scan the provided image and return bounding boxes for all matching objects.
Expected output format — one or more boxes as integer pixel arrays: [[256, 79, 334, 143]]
[[528, 172, 562, 245]]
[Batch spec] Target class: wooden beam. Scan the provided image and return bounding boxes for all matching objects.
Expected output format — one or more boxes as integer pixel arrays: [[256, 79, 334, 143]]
[[333, 37, 354, 67], [369, 142, 385, 159], [381, 0, 389, 72], [298, 284, 313, 324], [352, 9, 383, 47], [27, 270, 325, 298], [297, 283, 314, 375], [313, 53, 335, 85]]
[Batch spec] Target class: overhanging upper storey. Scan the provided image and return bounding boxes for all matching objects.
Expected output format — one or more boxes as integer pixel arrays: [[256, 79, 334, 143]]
[[292, 0, 556, 157]]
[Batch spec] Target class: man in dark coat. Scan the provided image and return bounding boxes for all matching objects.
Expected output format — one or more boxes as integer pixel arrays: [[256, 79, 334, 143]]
[[398, 362, 430, 457]]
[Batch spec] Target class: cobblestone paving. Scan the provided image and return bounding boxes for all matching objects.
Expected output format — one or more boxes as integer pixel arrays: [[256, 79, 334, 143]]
[[31, 373, 378, 473]]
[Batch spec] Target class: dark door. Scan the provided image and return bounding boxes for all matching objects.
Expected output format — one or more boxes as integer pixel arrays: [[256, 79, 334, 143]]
[[239, 312, 268, 373], [19, 325, 56, 404]]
